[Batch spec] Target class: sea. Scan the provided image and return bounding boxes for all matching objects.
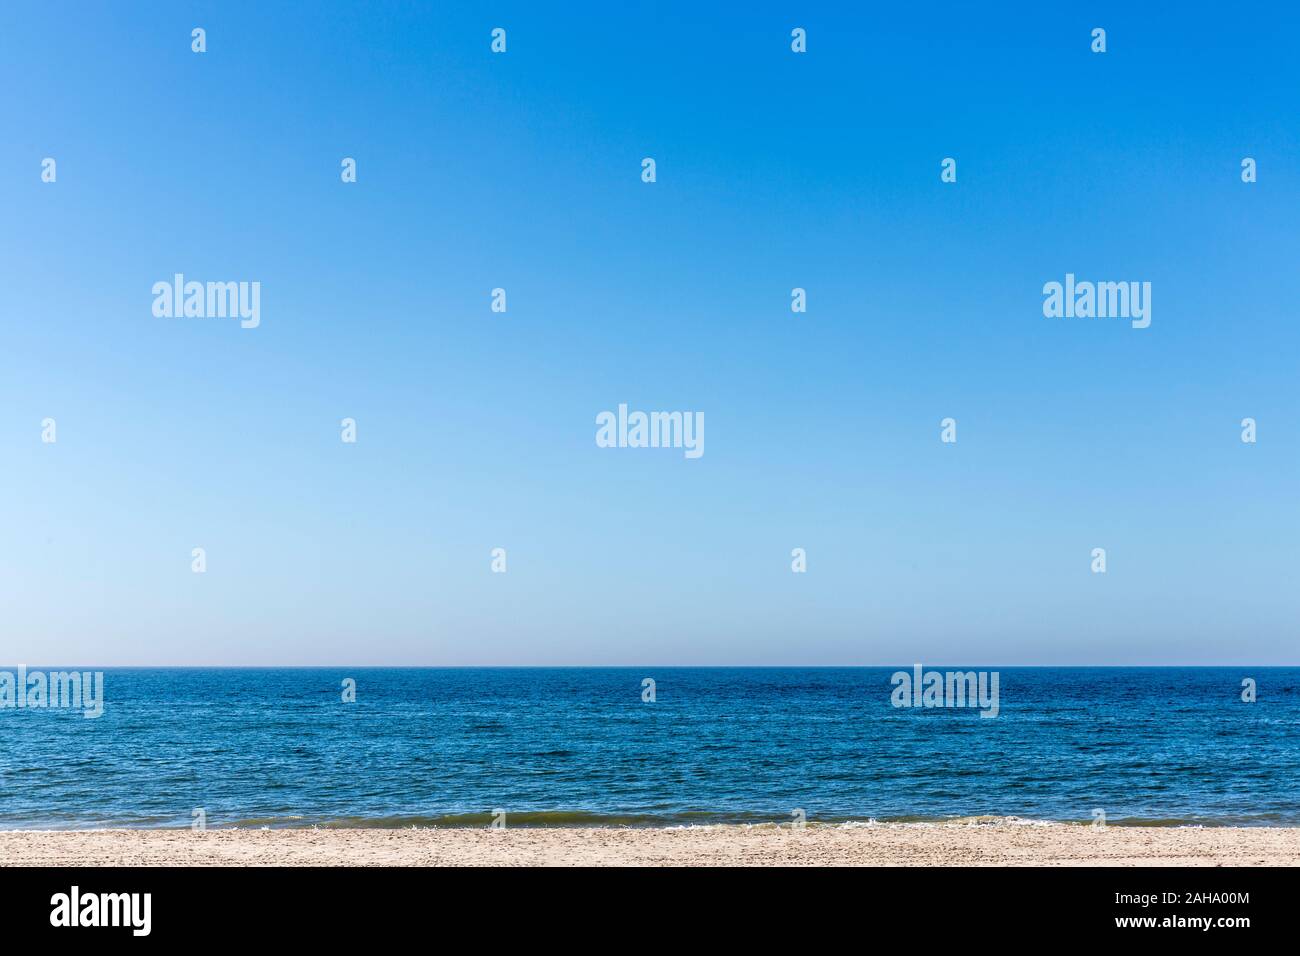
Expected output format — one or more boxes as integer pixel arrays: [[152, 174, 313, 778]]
[[1, 667, 1296, 829]]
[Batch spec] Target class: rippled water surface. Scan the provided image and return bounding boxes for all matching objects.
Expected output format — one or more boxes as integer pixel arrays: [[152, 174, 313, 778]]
[[1, 667, 1296, 828]]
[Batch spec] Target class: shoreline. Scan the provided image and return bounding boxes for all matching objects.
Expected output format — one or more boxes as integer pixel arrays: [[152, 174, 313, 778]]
[[7, 816, 1289, 832], [5, 822, 1300, 866]]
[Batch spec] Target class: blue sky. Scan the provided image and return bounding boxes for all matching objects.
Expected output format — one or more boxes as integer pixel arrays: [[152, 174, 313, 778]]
[[2, 3, 1297, 665]]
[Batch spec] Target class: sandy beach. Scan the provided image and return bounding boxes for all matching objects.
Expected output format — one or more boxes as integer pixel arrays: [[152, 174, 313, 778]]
[[4, 822, 1299, 866]]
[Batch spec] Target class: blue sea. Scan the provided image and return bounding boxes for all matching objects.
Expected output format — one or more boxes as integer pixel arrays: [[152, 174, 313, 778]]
[[1, 667, 1297, 829]]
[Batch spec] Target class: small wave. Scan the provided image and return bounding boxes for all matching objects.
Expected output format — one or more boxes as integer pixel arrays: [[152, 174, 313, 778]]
[[9, 808, 1293, 831]]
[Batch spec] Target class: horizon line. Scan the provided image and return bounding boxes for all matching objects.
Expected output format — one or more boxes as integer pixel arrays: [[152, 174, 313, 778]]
[[1, 664, 1294, 670]]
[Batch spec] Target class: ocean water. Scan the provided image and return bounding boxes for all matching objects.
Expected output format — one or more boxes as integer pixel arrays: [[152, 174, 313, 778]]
[[0, 667, 1297, 829]]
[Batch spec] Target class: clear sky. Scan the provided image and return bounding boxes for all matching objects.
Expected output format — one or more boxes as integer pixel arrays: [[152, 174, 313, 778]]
[[2, 3, 1297, 665]]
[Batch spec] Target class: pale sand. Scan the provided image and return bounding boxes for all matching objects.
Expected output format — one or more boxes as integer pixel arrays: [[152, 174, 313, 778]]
[[3, 823, 1300, 866]]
